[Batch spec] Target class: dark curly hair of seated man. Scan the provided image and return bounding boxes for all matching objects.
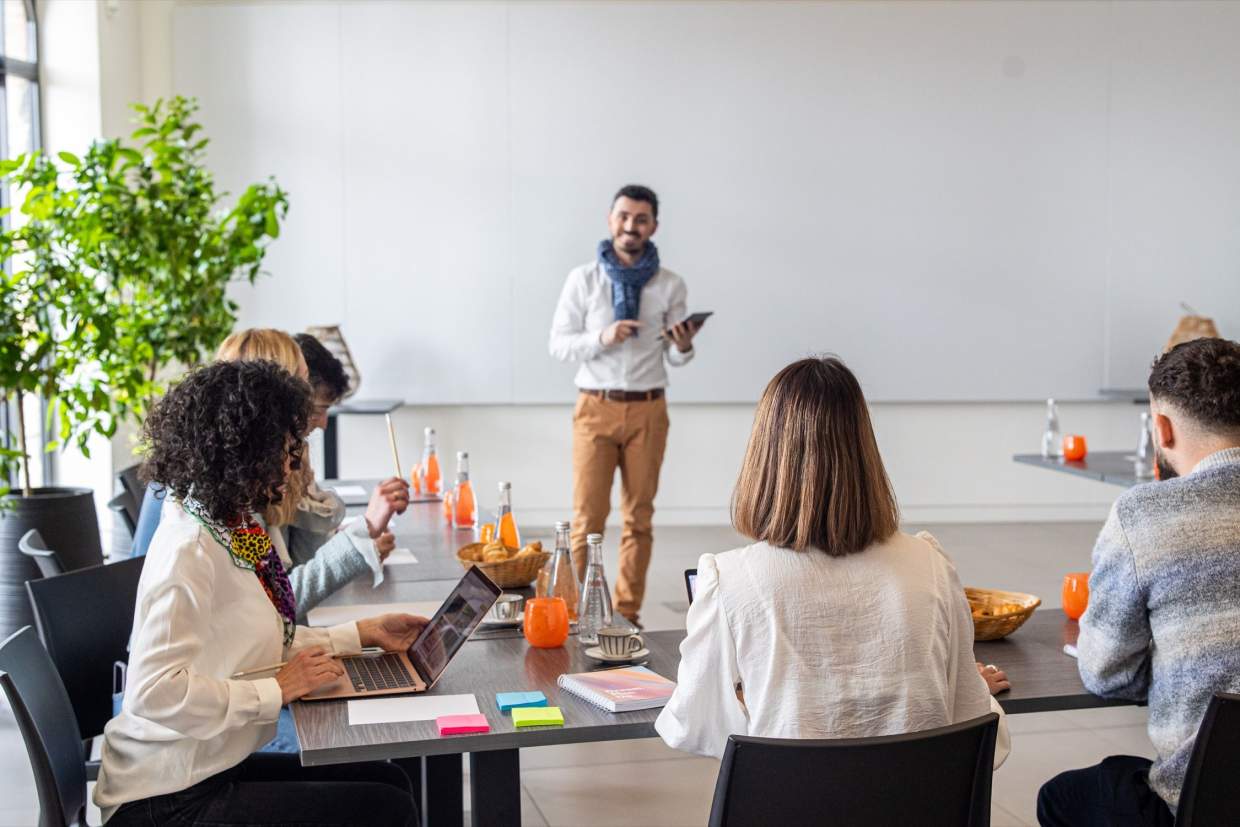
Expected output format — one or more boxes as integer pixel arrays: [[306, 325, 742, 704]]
[[140, 360, 312, 524]]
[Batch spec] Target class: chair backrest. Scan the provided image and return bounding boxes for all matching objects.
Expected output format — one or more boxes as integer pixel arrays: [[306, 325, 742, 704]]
[[26, 556, 145, 740], [708, 713, 999, 827], [115, 465, 144, 529], [129, 484, 167, 558], [1177, 691, 1240, 826], [0, 626, 87, 827], [19, 530, 66, 579]]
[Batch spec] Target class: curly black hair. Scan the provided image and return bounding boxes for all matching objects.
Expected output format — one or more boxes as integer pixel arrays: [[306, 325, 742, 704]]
[[140, 360, 312, 524], [294, 332, 349, 403], [1149, 337, 1240, 433]]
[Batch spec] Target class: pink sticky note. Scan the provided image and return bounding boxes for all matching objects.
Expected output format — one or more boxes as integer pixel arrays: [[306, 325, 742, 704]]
[[437, 714, 490, 735]]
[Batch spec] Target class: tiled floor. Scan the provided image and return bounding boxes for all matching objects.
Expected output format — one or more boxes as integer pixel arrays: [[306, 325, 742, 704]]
[[1, 521, 1150, 827]]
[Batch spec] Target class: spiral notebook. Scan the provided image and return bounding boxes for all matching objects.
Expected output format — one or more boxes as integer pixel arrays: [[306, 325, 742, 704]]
[[557, 666, 676, 713]]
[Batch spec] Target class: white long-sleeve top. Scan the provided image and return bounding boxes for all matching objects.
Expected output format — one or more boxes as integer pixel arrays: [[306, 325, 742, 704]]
[[655, 531, 1009, 767], [93, 500, 363, 821], [548, 260, 695, 391]]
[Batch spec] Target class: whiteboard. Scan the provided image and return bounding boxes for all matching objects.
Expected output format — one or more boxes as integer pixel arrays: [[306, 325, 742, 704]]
[[172, 0, 1240, 403]]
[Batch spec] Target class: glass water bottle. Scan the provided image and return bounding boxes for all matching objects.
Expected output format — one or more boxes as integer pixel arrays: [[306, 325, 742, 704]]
[[1135, 412, 1155, 479], [577, 533, 613, 645], [540, 521, 579, 622], [421, 427, 442, 497], [1040, 398, 1062, 459], [495, 481, 520, 549], [452, 451, 476, 530]]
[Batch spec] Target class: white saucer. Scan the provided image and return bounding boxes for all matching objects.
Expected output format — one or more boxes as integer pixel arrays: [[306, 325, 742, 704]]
[[482, 611, 523, 628], [584, 645, 650, 663]]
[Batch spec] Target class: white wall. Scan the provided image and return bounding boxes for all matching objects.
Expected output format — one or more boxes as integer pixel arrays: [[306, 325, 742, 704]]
[[68, 0, 1157, 528]]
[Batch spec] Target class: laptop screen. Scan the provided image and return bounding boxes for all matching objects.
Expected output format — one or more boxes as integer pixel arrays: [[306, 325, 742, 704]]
[[407, 566, 501, 685], [685, 568, 698, 603]]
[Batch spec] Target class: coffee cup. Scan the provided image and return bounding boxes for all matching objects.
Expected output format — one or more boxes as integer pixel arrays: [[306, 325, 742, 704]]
[[488, 593, 523, 622], [597, 625, 644, 658]]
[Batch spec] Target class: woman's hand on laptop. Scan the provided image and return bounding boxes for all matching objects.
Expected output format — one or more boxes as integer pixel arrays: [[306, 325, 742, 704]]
[[276, 647, 345, 704], [357, 613, 430, 652]]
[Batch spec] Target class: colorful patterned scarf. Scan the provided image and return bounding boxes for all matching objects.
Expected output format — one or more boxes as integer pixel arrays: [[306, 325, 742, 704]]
[[598, 238, 660, 328], [182, 498, 297, 645]]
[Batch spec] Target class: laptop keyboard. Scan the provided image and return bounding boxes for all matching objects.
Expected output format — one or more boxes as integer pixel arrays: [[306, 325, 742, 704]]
[[344, 654, 415, 692]]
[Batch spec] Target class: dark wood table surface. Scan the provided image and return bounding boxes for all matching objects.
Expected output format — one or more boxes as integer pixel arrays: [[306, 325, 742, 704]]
[[1013, 450, 1149, 488]]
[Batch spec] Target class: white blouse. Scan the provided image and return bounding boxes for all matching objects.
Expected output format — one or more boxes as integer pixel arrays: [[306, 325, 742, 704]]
[[655, 531, 1009, 767], [93, 500, 363, 822]]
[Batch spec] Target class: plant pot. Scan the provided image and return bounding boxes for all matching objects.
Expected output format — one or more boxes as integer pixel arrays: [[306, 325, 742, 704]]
[[0, 487, 103, 638]]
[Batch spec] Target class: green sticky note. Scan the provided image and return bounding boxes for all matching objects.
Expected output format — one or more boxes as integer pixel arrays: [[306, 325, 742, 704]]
[[511, 706, 564, 727]]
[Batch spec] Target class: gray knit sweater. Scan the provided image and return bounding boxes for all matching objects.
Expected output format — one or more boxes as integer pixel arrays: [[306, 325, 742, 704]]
[[1078, 447, 1240, 811]]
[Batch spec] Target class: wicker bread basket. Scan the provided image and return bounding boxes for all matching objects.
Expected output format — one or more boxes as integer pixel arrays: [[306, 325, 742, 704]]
[[966, 587, 1041, 641], [456, 543, 550, 589]]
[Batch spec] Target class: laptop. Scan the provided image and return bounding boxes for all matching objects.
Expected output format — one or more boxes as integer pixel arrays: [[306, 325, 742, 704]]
[[685, 568, 698, 604], [304, 566, 501, 701]]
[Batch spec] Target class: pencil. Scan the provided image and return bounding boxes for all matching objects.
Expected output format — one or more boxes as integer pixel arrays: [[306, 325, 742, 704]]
[[385, 413, 403, 479]]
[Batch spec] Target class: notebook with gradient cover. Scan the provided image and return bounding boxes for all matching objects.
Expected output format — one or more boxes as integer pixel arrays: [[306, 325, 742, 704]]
[[556, 666, 675, 713]]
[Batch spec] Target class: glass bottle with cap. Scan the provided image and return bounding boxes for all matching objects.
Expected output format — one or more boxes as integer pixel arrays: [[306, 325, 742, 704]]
[[495, 481, 520, 549], [452, 451, 476, 530], [1040, 398, 1062, 459], [577, 533, 613, 645], [421, 427, 442, 497], [539, 521, 579, 622]]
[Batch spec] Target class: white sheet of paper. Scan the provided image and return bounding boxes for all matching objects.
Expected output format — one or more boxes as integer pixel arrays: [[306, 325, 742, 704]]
[[306, 600, 442, 627], [385, 548, 418, 566], [331, 485, 368, 498], [347, 693, 480, 726]]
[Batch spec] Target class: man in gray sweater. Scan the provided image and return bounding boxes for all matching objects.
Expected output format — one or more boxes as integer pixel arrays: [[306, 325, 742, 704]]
[[1038, 337, 1240, 826]]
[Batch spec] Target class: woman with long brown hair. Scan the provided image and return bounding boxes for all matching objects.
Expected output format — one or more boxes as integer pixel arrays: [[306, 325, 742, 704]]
[[655, 357, 1009, 761]]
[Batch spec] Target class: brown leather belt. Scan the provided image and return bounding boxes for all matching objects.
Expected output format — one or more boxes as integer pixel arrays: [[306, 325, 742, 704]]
[[580, 388, 665, 402]]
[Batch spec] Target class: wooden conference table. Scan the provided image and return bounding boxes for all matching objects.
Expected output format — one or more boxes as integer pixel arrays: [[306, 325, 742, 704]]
[[296, 482, 1135, 827]]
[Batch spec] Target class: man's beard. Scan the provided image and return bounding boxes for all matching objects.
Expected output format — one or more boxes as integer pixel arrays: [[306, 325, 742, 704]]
[[1155, 448, 1178, 480]]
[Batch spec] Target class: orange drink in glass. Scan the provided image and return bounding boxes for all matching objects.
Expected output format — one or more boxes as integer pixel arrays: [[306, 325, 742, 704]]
[[1062, 572, 1090, 620], [524, 597, 569, 648], [1062, 435, 1088, 462]]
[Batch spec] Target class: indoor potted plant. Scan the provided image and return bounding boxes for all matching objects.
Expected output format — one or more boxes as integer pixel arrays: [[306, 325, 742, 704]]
[[0, 96, 287, 636]]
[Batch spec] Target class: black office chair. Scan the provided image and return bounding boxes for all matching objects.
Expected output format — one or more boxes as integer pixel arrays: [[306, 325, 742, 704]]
[[19, 529, 66, 579], [0, 626, 89, 827], [1176, 691, 1240, 826], [26, 556, 145, 780], [708, 713, 999, 827], [107, 464, 144, 537]]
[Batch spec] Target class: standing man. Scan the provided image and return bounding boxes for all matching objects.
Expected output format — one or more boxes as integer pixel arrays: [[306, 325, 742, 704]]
[[549, 185, 702, 626]]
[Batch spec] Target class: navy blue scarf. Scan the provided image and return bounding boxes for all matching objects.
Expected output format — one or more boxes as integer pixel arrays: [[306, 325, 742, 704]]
[[598, 239, 659, 327]]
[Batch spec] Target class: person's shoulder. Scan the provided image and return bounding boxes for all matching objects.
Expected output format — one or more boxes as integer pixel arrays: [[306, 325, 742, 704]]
[[567, 261, 601, 283], [146, 501, 225, 578]]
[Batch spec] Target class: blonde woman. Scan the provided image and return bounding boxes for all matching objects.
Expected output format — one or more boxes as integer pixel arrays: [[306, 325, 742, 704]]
[[655, 357, 1010, 765]]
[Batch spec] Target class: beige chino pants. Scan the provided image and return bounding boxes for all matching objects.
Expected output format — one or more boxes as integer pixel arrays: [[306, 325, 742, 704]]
[[571, 392, 669, 623]]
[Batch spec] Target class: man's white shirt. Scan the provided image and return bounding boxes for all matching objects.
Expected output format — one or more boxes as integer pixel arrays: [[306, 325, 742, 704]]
[[549, 260, 694, 391]]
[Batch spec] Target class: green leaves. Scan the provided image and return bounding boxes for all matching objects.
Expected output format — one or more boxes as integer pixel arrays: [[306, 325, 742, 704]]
[[0, 95, 287, 493]]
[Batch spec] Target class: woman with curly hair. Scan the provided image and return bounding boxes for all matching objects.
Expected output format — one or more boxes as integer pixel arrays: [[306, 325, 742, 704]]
[[93, 360, 421, 826], [214, 328, 411, 619]]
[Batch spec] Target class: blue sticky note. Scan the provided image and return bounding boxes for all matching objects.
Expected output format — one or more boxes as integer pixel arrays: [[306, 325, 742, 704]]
[[496, 691, 548, 712]]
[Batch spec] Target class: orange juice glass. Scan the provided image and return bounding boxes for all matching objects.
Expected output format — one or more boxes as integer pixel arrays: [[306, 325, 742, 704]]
[[442, 488, 454, 523], [1062, 434, 1088, 462], [479, 523, 496, 544], [1062, 572, 1090, 620], [524, 597, 569, 648], [410, 463, 423, 496]]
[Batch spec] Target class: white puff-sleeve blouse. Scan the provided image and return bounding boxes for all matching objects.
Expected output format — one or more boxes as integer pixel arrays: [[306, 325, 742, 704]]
[[655, 531, 1009, 767]]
